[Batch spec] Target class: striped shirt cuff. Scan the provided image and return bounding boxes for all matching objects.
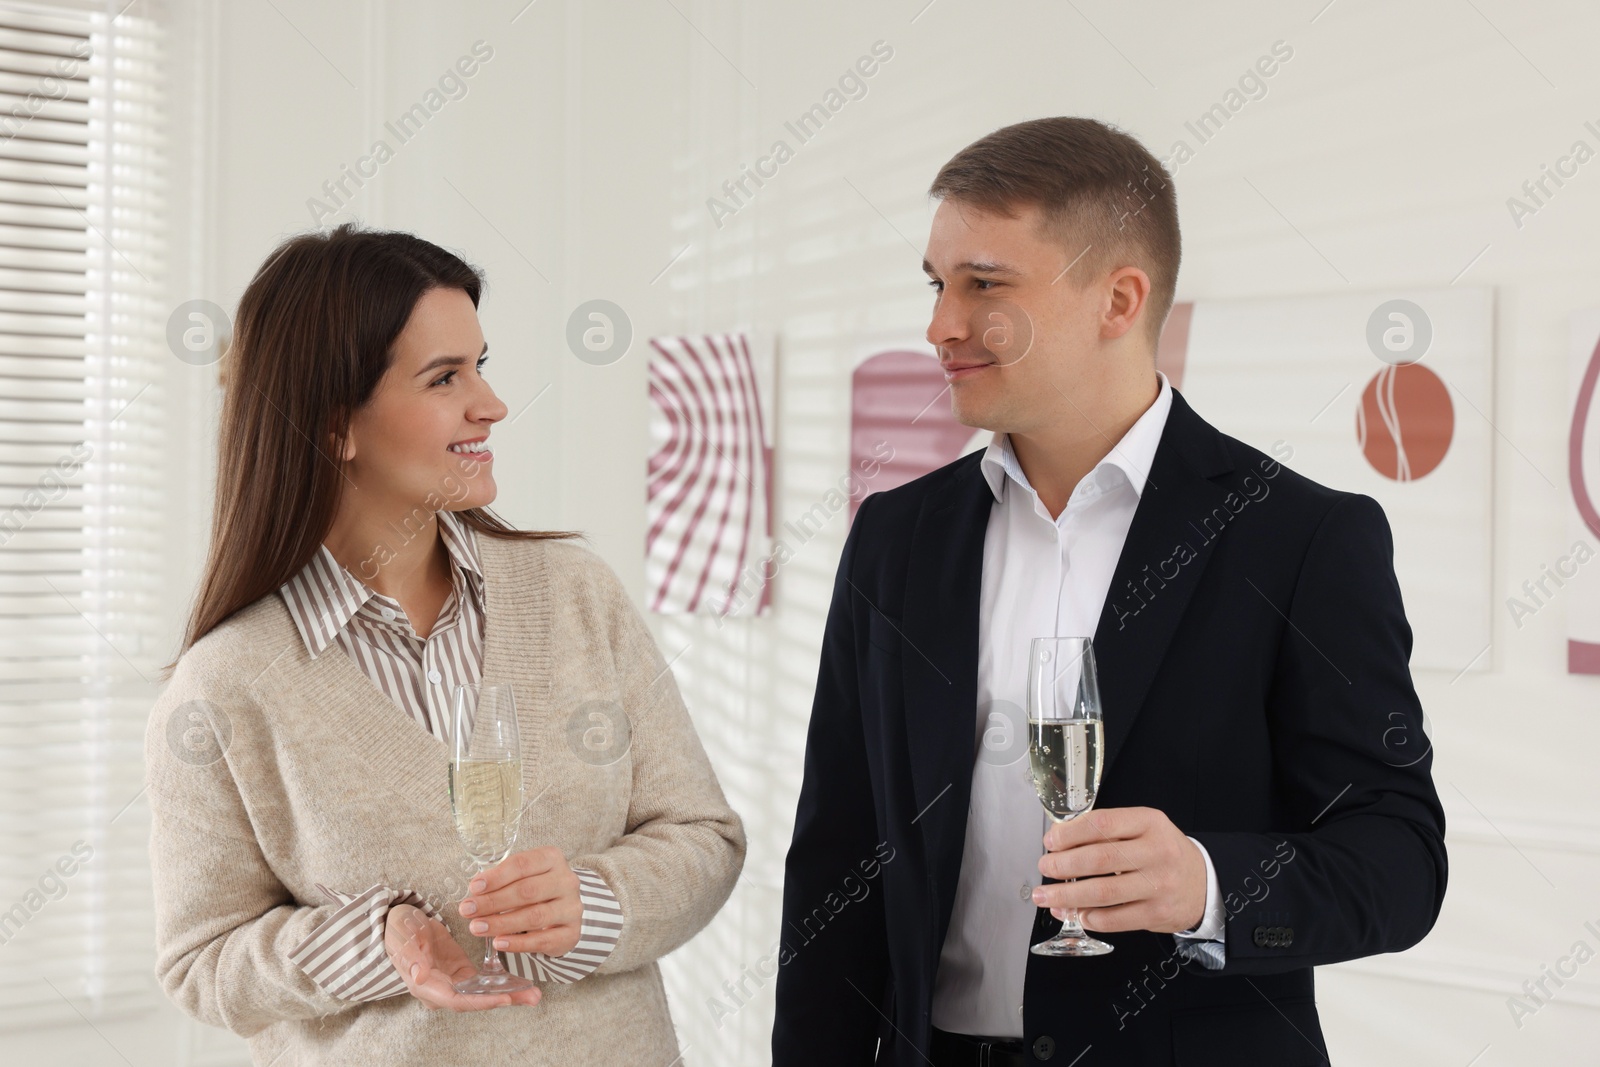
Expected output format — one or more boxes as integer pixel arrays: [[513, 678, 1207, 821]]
[[288, 883, 442, 1002], [1175, 937, 1227, 970], [502, 867, 623, 983], [1172, 835, 1226, 970]]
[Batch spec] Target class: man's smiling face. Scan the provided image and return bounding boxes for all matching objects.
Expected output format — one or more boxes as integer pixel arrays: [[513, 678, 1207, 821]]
[[922, 197, 1108, 435]]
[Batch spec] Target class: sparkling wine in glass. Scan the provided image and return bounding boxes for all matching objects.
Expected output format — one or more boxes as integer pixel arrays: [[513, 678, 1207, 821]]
[[1027, 636, 1114, 956], [448, 682, 535, 993]]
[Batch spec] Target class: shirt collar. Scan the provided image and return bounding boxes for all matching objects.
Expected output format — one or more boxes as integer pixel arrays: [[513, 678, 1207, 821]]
[[437, 508, 485, 588], [278, 509, 484, 658], [980, 371, 1173, 506]]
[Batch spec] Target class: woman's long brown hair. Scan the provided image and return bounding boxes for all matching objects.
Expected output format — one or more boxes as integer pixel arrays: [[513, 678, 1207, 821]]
[[164, 223, 574, 678]]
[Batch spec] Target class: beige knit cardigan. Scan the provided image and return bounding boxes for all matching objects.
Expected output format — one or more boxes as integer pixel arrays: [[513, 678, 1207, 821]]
[[145, 534, 745, 1065]]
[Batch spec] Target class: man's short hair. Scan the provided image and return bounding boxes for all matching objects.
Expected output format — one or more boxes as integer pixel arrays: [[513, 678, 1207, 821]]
[[928, 117, 1181, 345]]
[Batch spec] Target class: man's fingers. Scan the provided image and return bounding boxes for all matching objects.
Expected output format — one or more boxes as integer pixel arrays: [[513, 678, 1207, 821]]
[[1072, 902, 1153, 934], [1032, 873, 1142, 913], [1043, 806, 1153, 851], [1047, 894, 1198, 935], [1038, 839, 1150, 881]]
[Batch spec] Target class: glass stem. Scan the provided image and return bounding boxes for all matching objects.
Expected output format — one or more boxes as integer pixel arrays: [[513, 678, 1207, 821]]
[[475, 862, 507, 975], [1056, 879, 1086, 938], [1047, 816, 1086, 940]]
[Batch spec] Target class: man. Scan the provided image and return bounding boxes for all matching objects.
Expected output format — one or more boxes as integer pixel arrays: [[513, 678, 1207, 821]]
[[772, 117, 1446, 1066]]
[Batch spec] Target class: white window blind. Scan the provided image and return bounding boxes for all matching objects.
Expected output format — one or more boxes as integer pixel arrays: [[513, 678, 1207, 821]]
[[0, 0, 165, 1029]]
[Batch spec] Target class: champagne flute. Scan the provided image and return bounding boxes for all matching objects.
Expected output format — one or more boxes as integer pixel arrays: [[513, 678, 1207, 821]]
[[1027, 636, 1114, 956], [448, 682, 536, 993]]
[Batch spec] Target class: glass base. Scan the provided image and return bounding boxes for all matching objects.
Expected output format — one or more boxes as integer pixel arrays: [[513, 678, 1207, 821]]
[[453, 970, 536, 995], [1030, 932, 1115, 956]]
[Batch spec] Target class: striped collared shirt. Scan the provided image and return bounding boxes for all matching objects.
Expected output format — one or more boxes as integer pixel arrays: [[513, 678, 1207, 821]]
[[278, 510, 622, 999], [278, 507, 486, 743]]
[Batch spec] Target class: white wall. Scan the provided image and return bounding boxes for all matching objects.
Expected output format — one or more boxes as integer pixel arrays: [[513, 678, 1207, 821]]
[[10, 0, 1596, 1063]]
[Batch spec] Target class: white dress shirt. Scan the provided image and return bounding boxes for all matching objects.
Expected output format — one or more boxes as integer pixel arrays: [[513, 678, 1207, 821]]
[[930, 372, 1224, 1038]]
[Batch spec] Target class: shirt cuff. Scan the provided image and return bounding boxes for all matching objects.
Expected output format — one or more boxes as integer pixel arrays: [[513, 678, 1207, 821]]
[[501, 866, 623, 984], [1172, 836, 1226, 970], [288, 883, 442, 1001]]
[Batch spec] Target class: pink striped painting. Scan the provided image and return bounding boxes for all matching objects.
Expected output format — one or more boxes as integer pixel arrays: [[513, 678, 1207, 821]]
[[646, 333, 775, 616], [849, 349, 986, 522]]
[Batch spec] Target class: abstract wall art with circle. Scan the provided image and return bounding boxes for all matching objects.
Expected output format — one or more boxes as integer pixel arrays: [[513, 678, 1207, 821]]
[[1355, 362, 1454, 482], [1154, 288, 1492, 672]]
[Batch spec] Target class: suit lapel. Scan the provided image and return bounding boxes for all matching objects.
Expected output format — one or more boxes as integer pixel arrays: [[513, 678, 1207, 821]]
[[899, 456, 989, 916], [1092, 390, 1234, 784]]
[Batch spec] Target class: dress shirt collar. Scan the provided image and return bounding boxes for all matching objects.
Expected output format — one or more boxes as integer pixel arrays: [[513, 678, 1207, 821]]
[[979, 371, 1173, 507], [279, 508, 484, 658]]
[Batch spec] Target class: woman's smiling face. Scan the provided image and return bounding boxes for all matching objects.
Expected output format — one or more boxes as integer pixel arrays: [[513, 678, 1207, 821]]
[[341, 286, 508, 513]]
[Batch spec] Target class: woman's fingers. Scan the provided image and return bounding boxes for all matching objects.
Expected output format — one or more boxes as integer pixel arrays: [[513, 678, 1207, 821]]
[[457, 850, 586, 958], [384, 903, 543, 1012], [420, 984, 530, 1010], [461, 864, 575, 923], [411, 956, 542, 1012], [492, 924, 581, 957], [413, 963, 543, 1012], [414, 970, 501, 1011], [466, 897, 581, 939], [384, 904, 432, 984]]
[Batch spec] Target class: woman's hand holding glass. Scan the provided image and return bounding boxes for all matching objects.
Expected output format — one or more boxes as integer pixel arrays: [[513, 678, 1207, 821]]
[[382, 903, 543, 1012], [457, 845, 585, 958]]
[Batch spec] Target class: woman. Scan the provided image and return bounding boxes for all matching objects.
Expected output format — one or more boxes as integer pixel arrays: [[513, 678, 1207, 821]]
[[146, 224, 744, 1063]]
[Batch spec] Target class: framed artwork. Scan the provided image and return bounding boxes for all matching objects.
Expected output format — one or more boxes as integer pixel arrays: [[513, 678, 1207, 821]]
[[646, 331, 775, 617], [1161, 288, 1494, 672], [1566, 311, 1600, 674]]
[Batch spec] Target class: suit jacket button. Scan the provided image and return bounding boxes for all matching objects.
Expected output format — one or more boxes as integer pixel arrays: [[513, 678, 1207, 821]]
[[1283, 926, 1294, 946], [1032, 1035, 1055, 1060], [1252, 925, 1268, 947]]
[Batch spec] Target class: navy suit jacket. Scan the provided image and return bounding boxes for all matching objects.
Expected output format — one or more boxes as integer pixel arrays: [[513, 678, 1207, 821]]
[[772, 388, 1447, 1066]]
